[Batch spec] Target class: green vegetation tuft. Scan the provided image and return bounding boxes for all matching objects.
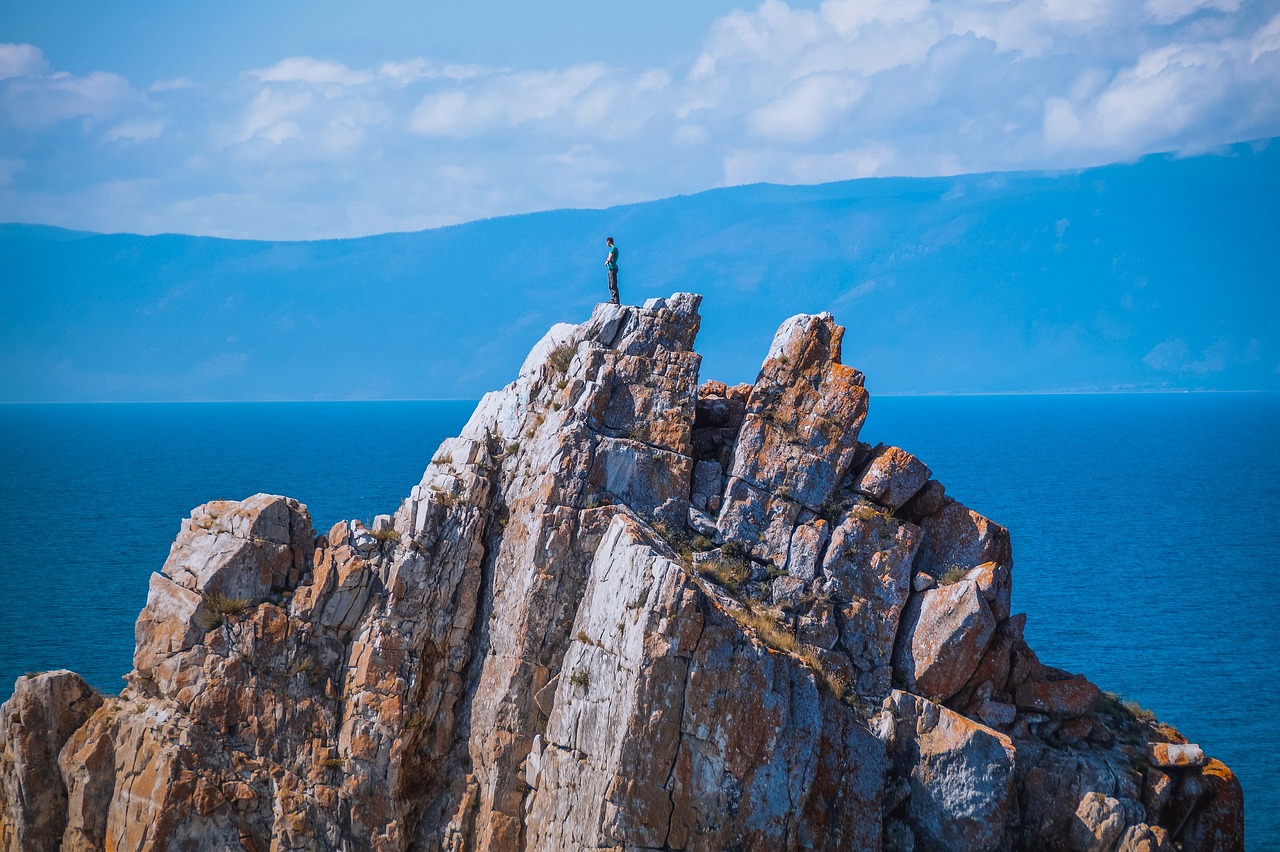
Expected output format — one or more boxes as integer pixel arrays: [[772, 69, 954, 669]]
[[547, 343, 576, 375], [695, 554, 750, 593]]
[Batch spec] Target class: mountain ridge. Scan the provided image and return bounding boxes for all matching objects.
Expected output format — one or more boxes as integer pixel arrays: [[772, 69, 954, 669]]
[[2, 139, 1276, 401]]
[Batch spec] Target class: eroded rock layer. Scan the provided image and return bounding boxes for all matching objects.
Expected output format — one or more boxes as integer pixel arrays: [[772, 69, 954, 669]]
[[1, 295, 1243, 851]]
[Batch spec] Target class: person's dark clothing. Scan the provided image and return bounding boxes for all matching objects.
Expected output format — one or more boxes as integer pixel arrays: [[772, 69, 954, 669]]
[[606, 243, 620, 303]]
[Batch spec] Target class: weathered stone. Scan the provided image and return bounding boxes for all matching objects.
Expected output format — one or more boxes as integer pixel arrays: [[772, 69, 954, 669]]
[[350, 523, 378, 553], [716, 475, 802, 566], [1181, 759, 1244, 852], [1147, 741, 1208, 768], [524, 514, 885, 851], [975, 699, 1016, 728], [718, 312, 869, 558], [798, 601, 840, 650], [588, 436, 693, 530], [771, 575, 806, 607], [160, 494, 311, 600], [1071, 793, 1128, 852], [785, 519, 829, 580], [966, 560, 1011, 620], [905, 479, 947, 518], [880, 691, 1016, 852], [853, 444, 932, 510], [913, 571, 935, 591], [1143, 767, 1173, 822], [914, 499, 1010, 578], [893, 579, 996, 702], [1015, 675, 1100, 717], [0, 296, 1245, 852], [0, 672, 103, 852], [951, 613, 1022, 714], [824, 511, 919, 679], [1015, 739, 1146, 850], [690, 459, 723, 511], [1116, 823, 1175, 852], [686, 506, 717, 538]]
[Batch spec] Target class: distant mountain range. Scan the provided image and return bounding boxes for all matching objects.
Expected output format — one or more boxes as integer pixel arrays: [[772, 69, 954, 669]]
[[2, 139, 1277, 401]]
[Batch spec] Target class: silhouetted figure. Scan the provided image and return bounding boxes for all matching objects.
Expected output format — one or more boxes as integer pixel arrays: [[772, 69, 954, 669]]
[[605, 237, 620, 304]]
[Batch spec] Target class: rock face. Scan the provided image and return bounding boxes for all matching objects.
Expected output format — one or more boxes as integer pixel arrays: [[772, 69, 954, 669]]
[[1, 295, 1244, 851]]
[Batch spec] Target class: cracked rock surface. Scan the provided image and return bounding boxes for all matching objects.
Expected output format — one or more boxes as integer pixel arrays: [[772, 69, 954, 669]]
[[1, 294, 1243, 851]]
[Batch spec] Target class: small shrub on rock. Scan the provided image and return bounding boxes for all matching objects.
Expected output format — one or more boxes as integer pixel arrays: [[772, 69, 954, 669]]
[[547, 344, 575, 375]]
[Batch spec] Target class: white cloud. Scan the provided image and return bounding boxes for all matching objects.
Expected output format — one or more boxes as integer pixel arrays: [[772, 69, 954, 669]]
[[410, 64, 614, 138], [1144, 0, 1240, 26], [1143, 337, 1234, 374], [1252, 12, 1280, 62], [0, 43, 47, 80], [820, 0, 930, 36], [236, 88, 313, 144], [4, 1, 1280, 239], [103, 118, 165, 143], [150, 77, 193, 92], [409, 90, 470, 136], [1, 68, 142, 131], [253, 57, 372, 87], [750, 73, 868, 142]]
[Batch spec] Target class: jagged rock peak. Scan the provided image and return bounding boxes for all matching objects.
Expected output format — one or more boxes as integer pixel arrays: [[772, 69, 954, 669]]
[[1, 294, 1243, 851]]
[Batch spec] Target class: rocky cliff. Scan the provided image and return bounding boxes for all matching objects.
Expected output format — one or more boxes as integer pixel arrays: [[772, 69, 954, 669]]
[[1, 295, 1244, 851]]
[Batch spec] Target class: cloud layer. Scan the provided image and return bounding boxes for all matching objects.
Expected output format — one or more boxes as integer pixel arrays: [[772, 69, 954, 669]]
[[1, 0, 1278, 239]]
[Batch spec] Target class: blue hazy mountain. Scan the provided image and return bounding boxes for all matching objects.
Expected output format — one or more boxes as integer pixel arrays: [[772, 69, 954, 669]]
[[2, 140, 1277, 401]]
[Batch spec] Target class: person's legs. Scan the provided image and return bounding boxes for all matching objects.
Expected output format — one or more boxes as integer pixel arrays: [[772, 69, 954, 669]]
[[608, 268, 620, 304]]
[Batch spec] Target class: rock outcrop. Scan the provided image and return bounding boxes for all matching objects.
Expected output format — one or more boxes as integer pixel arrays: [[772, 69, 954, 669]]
[[1, 295, 1244, 851]]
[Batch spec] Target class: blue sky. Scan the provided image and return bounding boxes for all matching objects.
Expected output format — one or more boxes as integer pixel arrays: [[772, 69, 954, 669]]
[[2, 0, 1279, 239]]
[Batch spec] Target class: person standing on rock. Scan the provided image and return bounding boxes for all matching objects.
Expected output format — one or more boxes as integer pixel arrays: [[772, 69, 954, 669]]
[[605, 237, 620, 304]]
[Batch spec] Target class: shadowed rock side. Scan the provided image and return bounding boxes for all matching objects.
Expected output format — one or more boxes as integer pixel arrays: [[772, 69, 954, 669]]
[[1, 295, 1244, 851]]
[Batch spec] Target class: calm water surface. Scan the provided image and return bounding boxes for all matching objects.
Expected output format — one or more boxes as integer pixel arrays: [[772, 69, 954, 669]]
[[0, 395, 1275, 845]]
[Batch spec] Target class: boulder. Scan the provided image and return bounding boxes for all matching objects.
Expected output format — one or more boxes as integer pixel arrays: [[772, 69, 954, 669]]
[[1147, 741, 1207, 769], [905, 479, 947, 519], [687, 506, 718, 538], [975, 700, 1016, 728], [893, 579, 996, 702], [1180, 759, 1244, 851], [880, 691, 1016, 852], [1116, 823, 1175, 852], [853, 445, 931, 510], [914, 499, 1010, 578], [1014, 675, 1100, 718], [159, 494, 312, 600], [785, 519, 829, 581], [823, 511, 920, 679], [1070, 793, 1128, 852], [0, 672, 103, 851]]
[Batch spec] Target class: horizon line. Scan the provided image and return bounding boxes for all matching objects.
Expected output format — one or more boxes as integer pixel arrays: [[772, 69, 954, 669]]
[[2, 388, 1276, 405]]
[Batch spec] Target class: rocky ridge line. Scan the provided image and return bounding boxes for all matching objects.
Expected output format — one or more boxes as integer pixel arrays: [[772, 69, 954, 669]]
[[1, 294, 1244, 851]]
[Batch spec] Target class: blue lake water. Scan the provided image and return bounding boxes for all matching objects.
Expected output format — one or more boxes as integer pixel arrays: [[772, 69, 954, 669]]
[[0, 394, 1276, 845]]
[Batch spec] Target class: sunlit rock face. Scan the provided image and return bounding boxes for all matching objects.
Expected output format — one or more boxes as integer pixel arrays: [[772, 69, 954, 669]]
[[1, 294, 1243, 851]]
